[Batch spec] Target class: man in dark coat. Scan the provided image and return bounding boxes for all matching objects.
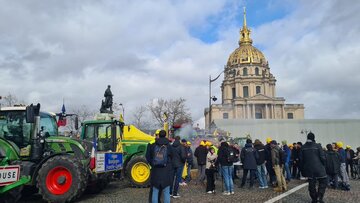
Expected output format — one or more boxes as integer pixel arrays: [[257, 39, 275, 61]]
[[170, 136, 186, 198], [325, 144, 341, 189], [300, 133, 327, 203], [146, 130, 173, 203], [254, 139, 268, 188], [194, 141, 208, 185], [240, 139, 258, 188], [265, 138, 276, 186], [345, 146, 355, 178]]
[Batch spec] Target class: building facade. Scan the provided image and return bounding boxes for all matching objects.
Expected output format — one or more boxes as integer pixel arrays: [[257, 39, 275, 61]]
[[205, 9, 304, 129]]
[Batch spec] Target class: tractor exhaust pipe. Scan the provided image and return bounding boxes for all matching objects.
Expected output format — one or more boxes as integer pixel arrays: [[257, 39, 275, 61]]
[[26, 103, 43, 161]]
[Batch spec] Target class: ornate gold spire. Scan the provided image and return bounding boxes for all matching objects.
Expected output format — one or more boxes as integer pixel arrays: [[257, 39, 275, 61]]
[[239, 7, 253, 46]]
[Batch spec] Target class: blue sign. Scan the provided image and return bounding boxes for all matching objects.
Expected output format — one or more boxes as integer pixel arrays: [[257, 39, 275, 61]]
[[104, 153, 123, 172]]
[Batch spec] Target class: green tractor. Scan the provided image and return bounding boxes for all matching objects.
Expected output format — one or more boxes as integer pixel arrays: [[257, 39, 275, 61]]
[[81, 114, 153, 188], [0, 104, 123, 202]]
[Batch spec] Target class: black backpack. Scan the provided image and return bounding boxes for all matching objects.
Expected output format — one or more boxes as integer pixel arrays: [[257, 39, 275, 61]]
[[152, 144, 168, 167], [227, 147, 237, 163]]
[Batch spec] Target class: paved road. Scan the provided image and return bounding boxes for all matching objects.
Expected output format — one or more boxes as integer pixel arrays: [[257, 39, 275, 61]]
[[21, 178, 360, 203]]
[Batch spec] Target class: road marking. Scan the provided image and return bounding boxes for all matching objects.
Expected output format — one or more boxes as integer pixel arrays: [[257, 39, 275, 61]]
[[264, 183, 309, 203]]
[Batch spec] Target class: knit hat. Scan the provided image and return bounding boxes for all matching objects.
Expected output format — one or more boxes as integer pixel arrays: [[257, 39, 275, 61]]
[[336, 141, 343, 148], [281, 140, 287, 145], [270, 140, 277, 145]]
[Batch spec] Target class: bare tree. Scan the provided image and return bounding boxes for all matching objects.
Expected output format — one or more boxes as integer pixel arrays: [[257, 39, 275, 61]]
[[2, 93, 19, 106], [132, 106, 151, 130], [65, 105, 97, 133], [148, 98, 192, 128]]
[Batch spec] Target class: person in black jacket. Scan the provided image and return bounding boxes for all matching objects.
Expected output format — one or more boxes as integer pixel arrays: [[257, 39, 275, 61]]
[[218, 141, 234, 195], [170, 136, 187, 198], [240, 139, 258, 188], [265, 138, 276, 186], [146, 130, 173, 203], [254, 139, 268, 188], [194, 140, 208, 185], [325, 144, 341, 189], [300, 133, 327, 203], [345, 146, 355, 178]]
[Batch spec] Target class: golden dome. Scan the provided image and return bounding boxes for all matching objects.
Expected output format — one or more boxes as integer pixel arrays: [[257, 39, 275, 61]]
[[227, 8, 267, 66], [228, 45, 266, 66]]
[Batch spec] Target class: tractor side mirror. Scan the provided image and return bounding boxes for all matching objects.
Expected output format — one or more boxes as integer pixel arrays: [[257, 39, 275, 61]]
[[26, 104, 35, 123], [26, 103, 41, 123]]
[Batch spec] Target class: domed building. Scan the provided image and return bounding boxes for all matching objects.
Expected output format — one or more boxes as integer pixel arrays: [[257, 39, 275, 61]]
[[205, 9, 304, 129]]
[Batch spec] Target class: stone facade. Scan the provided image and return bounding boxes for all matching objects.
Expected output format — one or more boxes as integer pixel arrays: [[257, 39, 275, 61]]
[[205, 9, 304, 129]]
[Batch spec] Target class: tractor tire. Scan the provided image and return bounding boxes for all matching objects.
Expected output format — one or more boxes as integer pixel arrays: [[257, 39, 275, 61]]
[[0, 186, 23, 203], [126, 156, 150, 188], [36, 156, 87, 203]]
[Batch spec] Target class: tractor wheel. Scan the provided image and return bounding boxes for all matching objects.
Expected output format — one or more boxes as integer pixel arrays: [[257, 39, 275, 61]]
[[0, 186, 23, 203], [36, 156, 87, 203], [126, 156, 150, 187]]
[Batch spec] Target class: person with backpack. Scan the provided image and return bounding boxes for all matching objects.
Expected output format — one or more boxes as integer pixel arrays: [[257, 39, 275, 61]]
[[270, 140, 287, 192], [240, 139, 258, 189], [205, 147, 217, 194], [170, 136, 187, 198], [254, 139, 268, 189], [325, 144, 341, 189], [299, 133, 327, 203], [217, 141, 235, 195], [194, 140, 208, 185], [146, 130, 173, 203]]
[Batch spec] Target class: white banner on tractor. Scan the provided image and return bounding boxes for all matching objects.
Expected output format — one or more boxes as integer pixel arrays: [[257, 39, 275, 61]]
[[0, 165, 20, 186]]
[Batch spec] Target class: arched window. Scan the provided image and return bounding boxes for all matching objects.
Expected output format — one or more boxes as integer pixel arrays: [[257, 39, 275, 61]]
[[243, 68, 248, 76], [255, 67, 259, 75]]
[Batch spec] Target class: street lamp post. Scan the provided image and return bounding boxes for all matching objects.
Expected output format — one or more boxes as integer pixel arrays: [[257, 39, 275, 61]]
[[208, 69, 236, 131]]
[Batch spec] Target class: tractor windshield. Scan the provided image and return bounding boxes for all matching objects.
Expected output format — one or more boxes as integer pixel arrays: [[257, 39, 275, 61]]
[[83, 122, 119, 152], [0, 110, 31, 148], [40, 112, 58, 137]]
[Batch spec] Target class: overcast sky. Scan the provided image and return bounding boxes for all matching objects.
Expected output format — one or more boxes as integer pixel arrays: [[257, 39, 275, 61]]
[[1, 0, 359, 127]]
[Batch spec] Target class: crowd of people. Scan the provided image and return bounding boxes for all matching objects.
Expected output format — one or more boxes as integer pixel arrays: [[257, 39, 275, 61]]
[[145, 130, 360, 203]]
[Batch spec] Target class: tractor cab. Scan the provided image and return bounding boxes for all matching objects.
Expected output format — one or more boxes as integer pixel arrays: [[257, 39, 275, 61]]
[[0, 107, 58, 156], [80, 113, 124, 174]]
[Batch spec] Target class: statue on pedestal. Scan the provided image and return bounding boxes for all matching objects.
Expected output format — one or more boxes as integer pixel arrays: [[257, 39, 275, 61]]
[[100, 85, 113, 114]]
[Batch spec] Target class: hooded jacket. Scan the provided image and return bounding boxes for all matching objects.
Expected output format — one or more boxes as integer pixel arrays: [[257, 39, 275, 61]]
[[299, 140, 326, 178], [283, 145, 291, 164], [147, 137, 173, 188], [254, 143, 266, 165], [217, 142, 232, 166], [194, 145, 208, 166], [172, 139, 186, 168], [240, 143, 258, 170]]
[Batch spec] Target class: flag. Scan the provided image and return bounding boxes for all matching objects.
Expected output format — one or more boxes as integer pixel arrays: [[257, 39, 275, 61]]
[[57, 103, 67, 127]]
